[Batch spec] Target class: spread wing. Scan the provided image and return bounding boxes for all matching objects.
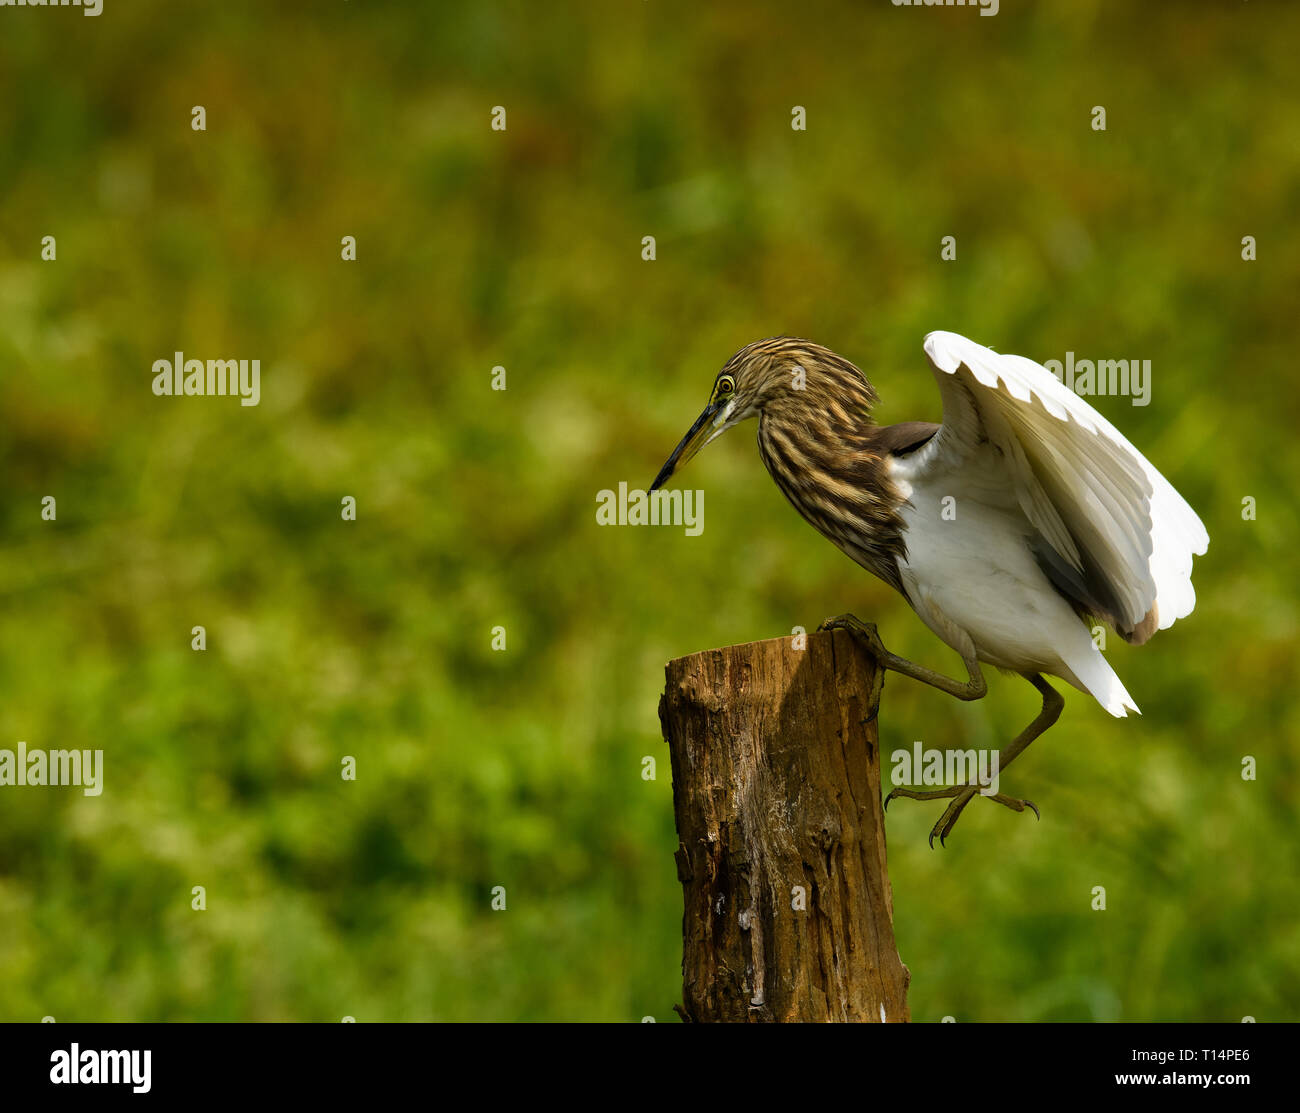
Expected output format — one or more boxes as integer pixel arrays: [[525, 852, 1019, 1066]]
[[913, 331, 1208, 643]]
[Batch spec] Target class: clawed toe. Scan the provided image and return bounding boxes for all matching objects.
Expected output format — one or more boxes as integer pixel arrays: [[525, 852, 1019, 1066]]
[[884, 785, 962, 812], [984, 793, 1039, 820], [886, 784, 1041, 846], [818, 613, 876, 636], [817, 614, 886, 658]]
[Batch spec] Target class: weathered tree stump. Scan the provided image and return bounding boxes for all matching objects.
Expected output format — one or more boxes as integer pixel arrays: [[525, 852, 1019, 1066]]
[[659, 628, 910, 1022]]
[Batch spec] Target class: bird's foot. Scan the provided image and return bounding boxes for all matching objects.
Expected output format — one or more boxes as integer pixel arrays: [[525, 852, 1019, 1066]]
[[817, 614, 888, 658], [885, 785, 1040, 848], [817, 613, 988, 702]]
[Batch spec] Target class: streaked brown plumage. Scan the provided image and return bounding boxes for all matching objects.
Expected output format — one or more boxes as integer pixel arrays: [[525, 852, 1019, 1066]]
[[706, 338, 934, 596]]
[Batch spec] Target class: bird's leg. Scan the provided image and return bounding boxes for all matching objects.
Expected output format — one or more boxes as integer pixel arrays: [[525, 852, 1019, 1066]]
[[817, 614, 987, 701], [817, 616, 1060, 845], [887, 674, 1064, 847]]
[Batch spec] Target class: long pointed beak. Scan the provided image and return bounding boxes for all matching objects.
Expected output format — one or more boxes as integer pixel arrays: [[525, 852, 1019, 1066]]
[[651, 402, 718, 491]]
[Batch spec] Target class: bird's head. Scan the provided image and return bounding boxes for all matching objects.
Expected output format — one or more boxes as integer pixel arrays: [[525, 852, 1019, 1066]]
[[650, 337, 877, 490]]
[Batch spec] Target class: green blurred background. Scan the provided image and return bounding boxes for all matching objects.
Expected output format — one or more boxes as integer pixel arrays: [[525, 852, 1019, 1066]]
[[1, 0, 1297, 1022]]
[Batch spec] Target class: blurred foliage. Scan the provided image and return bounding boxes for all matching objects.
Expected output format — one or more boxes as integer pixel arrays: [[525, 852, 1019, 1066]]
[[1, 0, 1297, 1022]]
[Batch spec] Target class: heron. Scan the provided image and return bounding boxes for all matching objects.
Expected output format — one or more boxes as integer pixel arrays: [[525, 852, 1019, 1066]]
[[651, 331, 1208, 846]]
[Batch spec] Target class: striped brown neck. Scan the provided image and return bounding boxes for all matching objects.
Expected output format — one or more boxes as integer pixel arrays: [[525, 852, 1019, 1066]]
[[756, 400, 909, 597]]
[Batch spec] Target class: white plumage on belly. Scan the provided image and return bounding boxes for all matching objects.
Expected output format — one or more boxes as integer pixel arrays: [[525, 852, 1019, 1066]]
[[891, 449, 1139, 716]]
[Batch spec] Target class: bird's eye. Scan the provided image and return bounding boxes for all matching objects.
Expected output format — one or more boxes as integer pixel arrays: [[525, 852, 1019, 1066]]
[[716, 376, 736, 398]]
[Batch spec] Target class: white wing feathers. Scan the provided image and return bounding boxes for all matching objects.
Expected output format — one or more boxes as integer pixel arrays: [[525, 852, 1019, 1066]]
[[920, 331, 1208, 642]]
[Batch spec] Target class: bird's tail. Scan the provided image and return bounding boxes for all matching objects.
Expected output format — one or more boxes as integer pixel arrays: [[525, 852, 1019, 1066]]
[[1062, 646, 1141, 718]]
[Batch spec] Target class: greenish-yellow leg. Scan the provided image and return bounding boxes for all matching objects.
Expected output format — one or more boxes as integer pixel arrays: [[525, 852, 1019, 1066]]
[[818, 614, 1063, 846]]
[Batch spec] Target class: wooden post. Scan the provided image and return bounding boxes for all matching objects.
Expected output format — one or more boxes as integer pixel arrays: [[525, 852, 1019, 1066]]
[[659, 628, 910, 1022]]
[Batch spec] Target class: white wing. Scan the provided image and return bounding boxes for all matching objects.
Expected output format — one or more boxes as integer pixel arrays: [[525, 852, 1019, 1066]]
[[916, 331, 1208, 643]]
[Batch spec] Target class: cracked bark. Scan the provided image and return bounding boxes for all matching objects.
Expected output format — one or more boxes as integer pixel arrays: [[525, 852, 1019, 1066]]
[[660, 628, 910, 1022]]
